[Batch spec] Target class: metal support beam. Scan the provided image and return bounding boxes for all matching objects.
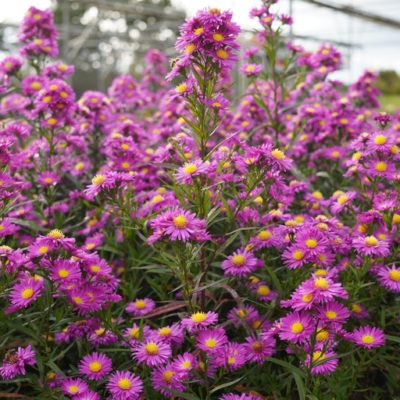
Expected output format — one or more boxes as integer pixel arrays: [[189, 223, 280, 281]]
[[301, 0, 400, 29]]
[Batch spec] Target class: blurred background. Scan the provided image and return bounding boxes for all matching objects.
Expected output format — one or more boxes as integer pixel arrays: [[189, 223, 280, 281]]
[[1, 0, 400, 110]]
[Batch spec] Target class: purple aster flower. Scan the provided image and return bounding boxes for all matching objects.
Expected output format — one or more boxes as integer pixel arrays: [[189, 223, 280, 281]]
[[351, 326, 385, 349], [0, 345, 36, 380], [8, 276, 44, 311], [304, 348, 338, 376], [125, 298, 155, 317], [374, 264, 400, 292], [75, 392, 100, 400], [151, 364, 186, 398], [316, 301, 350, 327], [244, 335, 275, 364], [213, 342, 247, 371], [78, 352, 112, 381], [352, 235, 390, 257], [278, 311, 315, 344], [106, 371, 143, 400], [0, 56, 22, 76], [175, 159, 210, 184], [221, 250, 259, 277], [181, 311, 218, 332], [147, 207, 210, 244], [196, 328, 228, 355], [61, 378, 89, 397], [171, 352, 197, 378], [240, 63, 263, 78], [131, 339, 171, 367]]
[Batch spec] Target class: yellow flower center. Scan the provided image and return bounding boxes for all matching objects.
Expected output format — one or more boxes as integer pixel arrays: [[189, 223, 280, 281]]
[[316, 330, 329, 342], [374, 135, 386, 145], [227, 356, 236, 365], [58, 269, 69, 278], [312, 351, 326, 363], [90, 265, 100, 273], [73, 296, 83, 305], [302, 293, 313, 303], [145, 342, 159, 355], [173, 215, 188, 229], [205, 338, 217, 348], [337, 194, 348, 205], [291, 322, 304, 334], [305, 239, 318, 249], [352, 303, 362, 314], [257, 285, 270, 296], [272, 149, 285, 160], [31, 82, 42, 90], [89, 361, 102, 373], [191, 312, 207, 323], [159, 327, 171, 337], [257, 230, 271, 241], [312, 191, 323, 200], [392, 214, 400, 225], [181, 360, 191, 369], [185, 44, 196, 54], [293, 250, 304, 260], [118, 378, 131, 390], [232, 255, 245, 266], [176, 83, 187, 94], [129, 328, 139, 338], [213, 33, 224, 41], [375, 161, 387, 172], [325, 311, 337, 320], [389, 270, 400, 282], [47, 229, 64, 239], [364, 236, 378, 247], [95, 328, 105, 336], [92, 175, 105, 186], [361, 335, 374, 345], [183, 163, 197, 174], [38, 246, 49, 255], [152, 195, 164, 204], [163, 370, 174, 382], [194, 27, 204, 35], [69, 385, 79, 394], [21, 288, 34, 299], [75, 162, 85, 171], [134, 300, 146, 310], [216, 49, 228, 60], [314, 277, 329, 290]]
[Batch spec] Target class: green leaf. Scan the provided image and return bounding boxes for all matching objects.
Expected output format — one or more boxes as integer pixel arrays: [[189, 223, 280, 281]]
[[209, 376, 244, 394]]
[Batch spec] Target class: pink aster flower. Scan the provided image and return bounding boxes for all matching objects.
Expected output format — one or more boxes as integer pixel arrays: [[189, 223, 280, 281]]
[[351, 326, 385, 349], [151, 363, 186, 398], [220, 394, 260, 400], [244, 335, 275, 364], [154, 323, 184, 346], [374, 264, 400, 292], [78, 352, 112, 381], [298, 276, 348, 304], [181, 311, 218, 332], [38, 171, 60, 187], [304, 348, 338, 376], [106, 371, 143, 400], [196, 328, 228, 355], [240, 63, 262, 77], [330, 191, 357, 214], [50, 259, 81, 284], [75, 392, 100, 400], [316, 301, 350, 327], [221, 249, 259, 277], [61, 378, 89, 397], [352, 235, 390, 257], [175, 159, 210, 184], [278, 311, 315, 344], [171, 352, 197, 378], [147, 208, 210, 244], [213, 342, 247, 371], [131, 339, 171, 367], [0, 345, 36, 380], [8, 276, 44, 311], [125, 298, 155, 317]]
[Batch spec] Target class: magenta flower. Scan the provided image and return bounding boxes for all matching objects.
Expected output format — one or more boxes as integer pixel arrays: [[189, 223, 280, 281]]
[[147, 208, 210, 244], [351, 326, 385, 349], [278, 311, 315, 344], [171, 352, 197, 378], [352, 235, 390, 257], [221, 250, 259, 277], [125, 298, 155, 317], [243, 335, 275, 364], [61, 378, 89, 397], [175, 159, 210, 184], [78, 352, 112, 381], [196, 328, 228, 355], [106, 371, 143, 400], [131, 339, 171, 367], [374, 265, 400, 292], [316, 301, 350, 327], [151, 364, 186, 398], [9, 276, 44, 311], [181, 311, 218, 332], [304, 348, 338, 376], [0, 345, 36, 380], [213, 342, 247, 371]]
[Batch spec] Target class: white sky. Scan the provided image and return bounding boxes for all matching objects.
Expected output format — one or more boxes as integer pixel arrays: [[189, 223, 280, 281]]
[[2, 0, 400, 82]]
